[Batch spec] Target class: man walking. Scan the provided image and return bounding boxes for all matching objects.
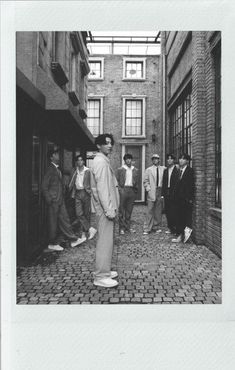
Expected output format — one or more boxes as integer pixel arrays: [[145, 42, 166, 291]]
[[162, 154, 179, 234], [116, 153, 138, 234], [42, 149, 84, 251], [172, 153, 194, 243], [143, 154, 165, 234], [68, 154, 96, 243], [90, 134, 120, 288]]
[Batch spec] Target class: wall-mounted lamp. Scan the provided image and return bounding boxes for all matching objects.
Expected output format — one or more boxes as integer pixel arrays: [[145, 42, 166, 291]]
[[152, 134, 157, 143]]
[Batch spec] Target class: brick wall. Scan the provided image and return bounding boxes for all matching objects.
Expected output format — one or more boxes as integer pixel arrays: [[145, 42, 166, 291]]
[[162, 31, 221, 256], [87, 54, 162, 173]]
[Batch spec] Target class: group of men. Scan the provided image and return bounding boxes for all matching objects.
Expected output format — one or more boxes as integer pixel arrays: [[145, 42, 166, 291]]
[[42, 133, 194, 288]]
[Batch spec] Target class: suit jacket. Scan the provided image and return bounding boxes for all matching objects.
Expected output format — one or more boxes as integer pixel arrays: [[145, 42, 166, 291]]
[[68, 166, 91, 198], [90, 152, 120, 217], [116, 166, 138, 193], [174, 166, 194, 203], [42, 163, 63, 205], [143, 165, 166, 201], [162, 165, 180, 198]]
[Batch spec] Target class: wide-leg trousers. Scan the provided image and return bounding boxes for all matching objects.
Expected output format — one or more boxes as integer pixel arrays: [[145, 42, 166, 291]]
[[94, 212, 114, 280], [119, 187, 136, 231], [144, 188, 162, 232], [48, 201, 77, 244], [75, 189, 91, 234]]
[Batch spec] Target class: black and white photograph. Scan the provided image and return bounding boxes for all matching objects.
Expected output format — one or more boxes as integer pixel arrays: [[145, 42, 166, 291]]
[[1, 1, 235, 370], [16, 30, 222, 304]]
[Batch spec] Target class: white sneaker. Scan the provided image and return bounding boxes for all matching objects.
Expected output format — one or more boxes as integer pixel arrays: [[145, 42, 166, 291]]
[[88, 227, 97, 240], [172, 235, 182, 243], [184, 227, 192, 243], [48, 244, 64, 251], [156, 229, 162, 233], [71, 236, 86, 247], [110, 271, 118, 279], [165, 230, 171, 234], [93, 277, 118, 288]]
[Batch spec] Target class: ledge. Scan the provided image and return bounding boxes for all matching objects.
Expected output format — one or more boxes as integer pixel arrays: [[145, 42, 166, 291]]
[[208, 207, 222, 221]]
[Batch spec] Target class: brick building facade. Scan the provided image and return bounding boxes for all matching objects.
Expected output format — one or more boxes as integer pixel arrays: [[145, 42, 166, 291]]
[[161, 31, 221, 256], [87, 54, 162, 201], [16, 31, 96, 263]]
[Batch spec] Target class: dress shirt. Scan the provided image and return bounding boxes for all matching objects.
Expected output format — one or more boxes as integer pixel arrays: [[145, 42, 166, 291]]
[[180, 165, 187, 179], [167, 165, 175, 187], [75, 166, 88, 189], [123, 165, 134, 186]]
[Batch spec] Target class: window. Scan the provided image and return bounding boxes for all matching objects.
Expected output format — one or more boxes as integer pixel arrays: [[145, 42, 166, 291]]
[[122, 97, 146, 137], [170, 90, 192, 161], [123, 58, 146, 80], [87, 98, 103, 136], [214, 42, 221, 208], [88, 58, 104, 80]]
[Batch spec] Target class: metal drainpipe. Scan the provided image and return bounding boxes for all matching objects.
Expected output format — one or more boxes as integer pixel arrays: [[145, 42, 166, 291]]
[[162, 37, 166, 162]]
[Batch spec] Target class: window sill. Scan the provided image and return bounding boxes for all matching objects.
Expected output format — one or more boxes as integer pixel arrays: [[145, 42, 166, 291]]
[[208, 207, 222, 220], [88, 77, 104, 81], [122, 78, 146, 82], [122, 135, 146, 139]]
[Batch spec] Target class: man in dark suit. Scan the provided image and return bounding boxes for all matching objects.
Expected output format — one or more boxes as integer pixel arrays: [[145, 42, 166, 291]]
[[172, 153, 194, 243], [68, 154, 96, 242], [42, 149, 83, 251], [116, 153, 138, 234], [162, 154, 179, 234]]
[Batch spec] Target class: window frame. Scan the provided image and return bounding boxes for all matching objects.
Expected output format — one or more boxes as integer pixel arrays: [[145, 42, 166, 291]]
[[122, 96, 146, 138], [88, 57, 104, 80], [87, 96, 104, 137], [123, 57, 146, 81]]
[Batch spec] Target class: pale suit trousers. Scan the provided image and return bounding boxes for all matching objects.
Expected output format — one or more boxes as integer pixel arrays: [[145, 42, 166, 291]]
[[94, 212, 114, 279], [144, 187, 162, 232]]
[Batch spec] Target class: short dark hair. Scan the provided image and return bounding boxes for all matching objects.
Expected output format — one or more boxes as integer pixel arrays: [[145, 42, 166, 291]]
[[48, 148, 59, 160], [166, 153, 176, 160], [75, 154, 85, 162], [95, 134, 114, 147], [123, 153, 133, 161], [179, 153, 191, 161]]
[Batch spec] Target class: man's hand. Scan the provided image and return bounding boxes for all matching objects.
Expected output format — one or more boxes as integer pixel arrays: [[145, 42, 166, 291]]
[[105, 209, 116, 220]]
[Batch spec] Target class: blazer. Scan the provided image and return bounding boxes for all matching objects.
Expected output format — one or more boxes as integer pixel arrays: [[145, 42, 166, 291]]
[[143, 165, 166, 201], [162, 165, 180, 198], [90, 152, 120, 217], [42, 163, 63, 205], [174, 166, 194, 203], [116, 166, 138, 193], [68, 166, 91, 198]]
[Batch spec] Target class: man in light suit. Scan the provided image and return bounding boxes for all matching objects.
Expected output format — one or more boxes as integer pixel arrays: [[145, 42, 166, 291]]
[[90, 134, 120, 288], [116, 153, 138, 235], [68, 154, 96, 242], [143, 154, 166, 234], [42, 149, 83, 251]]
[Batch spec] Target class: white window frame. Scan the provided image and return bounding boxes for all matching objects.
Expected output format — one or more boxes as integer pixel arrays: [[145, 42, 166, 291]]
[[88, 57, 104, 80], [123, 57, 146, 81], [87, 95, 104, 137], [122, 95, 146, 138], [121, 144, 146, 202]]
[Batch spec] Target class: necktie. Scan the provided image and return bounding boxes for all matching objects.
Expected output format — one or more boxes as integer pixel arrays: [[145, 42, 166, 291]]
[[57, 167, 62, 178], [180, 169, 183, 179], [156, 167, 159, 187]]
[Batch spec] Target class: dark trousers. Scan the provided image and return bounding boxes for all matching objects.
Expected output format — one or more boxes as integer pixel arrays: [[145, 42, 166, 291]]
[[75, 189, 91, 235], [48, 201, 77, 244], [164, 190, 177, 233], [119, 187, 136, 231], [175, 198, 193, 236]]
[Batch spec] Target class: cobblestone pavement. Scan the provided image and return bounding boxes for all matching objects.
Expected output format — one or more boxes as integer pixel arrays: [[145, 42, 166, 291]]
[[17, 206, 222, 304]]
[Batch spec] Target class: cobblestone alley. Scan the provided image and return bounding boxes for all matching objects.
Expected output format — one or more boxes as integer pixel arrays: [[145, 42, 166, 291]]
[[17, 205, 222, 305]]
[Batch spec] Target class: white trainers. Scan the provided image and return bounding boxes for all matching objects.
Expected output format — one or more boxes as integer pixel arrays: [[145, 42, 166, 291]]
[[48, 244, 64, 251], [110, 271, 118, 279], [156, 229, 162, 233], [172, 235, 182, 243], [71, 236, 86, 247], [93, 277, 118, 288], [165, 230, 171, 234], [88, 227, 97, 240], [184, 227, 192, 243]]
